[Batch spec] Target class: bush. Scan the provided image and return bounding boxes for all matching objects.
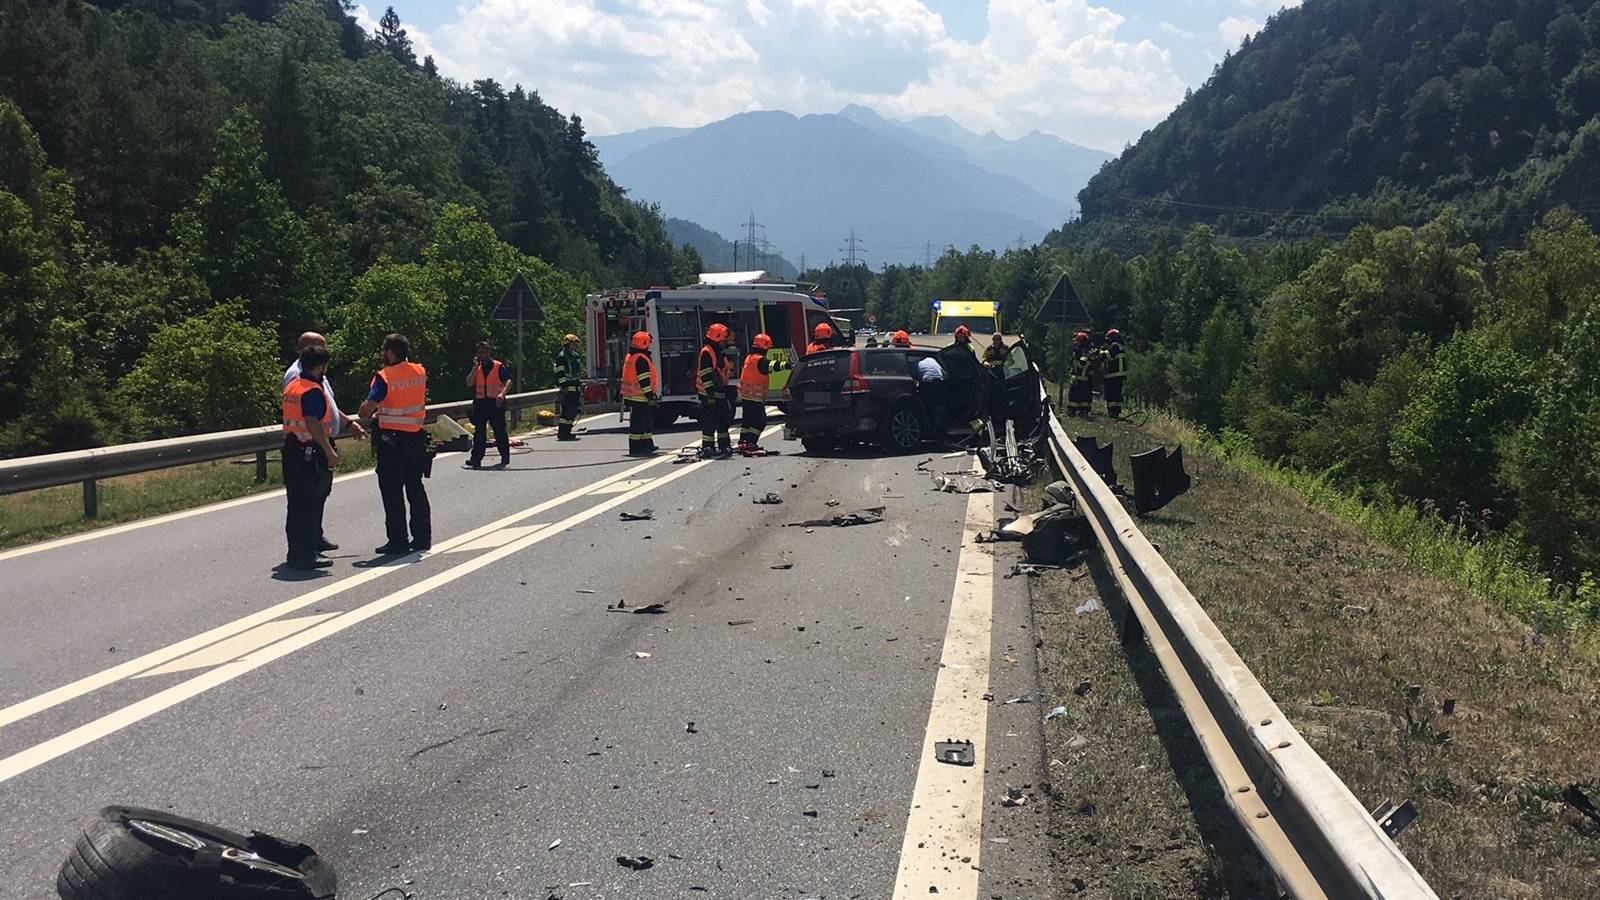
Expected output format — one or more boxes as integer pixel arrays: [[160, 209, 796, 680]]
[[116, 302, 281, 438]]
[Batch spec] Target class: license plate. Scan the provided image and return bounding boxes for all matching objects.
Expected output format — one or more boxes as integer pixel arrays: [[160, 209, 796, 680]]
[[804, 392, 832, 406]]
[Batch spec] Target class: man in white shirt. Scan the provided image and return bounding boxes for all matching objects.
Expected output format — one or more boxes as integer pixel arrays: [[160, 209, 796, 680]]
[[913, 354, 947, 438], [281, 332, 365, 552]]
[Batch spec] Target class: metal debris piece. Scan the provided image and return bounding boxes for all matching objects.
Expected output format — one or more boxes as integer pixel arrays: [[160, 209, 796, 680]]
[[686, 721, 697, 734], [1370, 798, 1420, 839], [548, 839, 562, 851], [933, 739, 975, 766], [802, 809, 818, 818], [1004, 696, 1033, 705], [932, 474, 998, 494], [632, 603, 668, 615], [1043, 481, 1074, 506], [633, 651, 652, 659], [1045, 706, 1068, 721], [618, 509, 654, 521], [754, 493, 783, 505], [1075, 597, 1103, 615], [616, 855, 655, 870], [770, 562, 794, 570], [787, 506, 886, 528], [576, 589, 596, 594], [914, 457, 934, 472], [1009, 563, 1063, 577], [1001, 786, 1028, 808], [825, 499, 841, 507], [727, 619, 754, 626]]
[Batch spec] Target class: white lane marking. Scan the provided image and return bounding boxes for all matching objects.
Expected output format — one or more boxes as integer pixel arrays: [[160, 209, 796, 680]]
[[892, 489, 996, 900], [134, 615, 337, 678], [0, 440, 685, 732], [0, 434, 747, 786], [588, 478, 653, 495], [0, 414, 617, 563], [445, 525, 544, 553]]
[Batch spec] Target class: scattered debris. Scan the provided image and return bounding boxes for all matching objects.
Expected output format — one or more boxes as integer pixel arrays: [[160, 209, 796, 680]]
[[1008, 563, 1064, 578], [1045, 706, 1068, 721], [822, 769, 836, 778], [1043, 481, 1073, 506], [1075, 597, 1103, 615], [825, 499, 841, 507], [931, 474, 998, 494], [727, 619, 754, 626], [1004, 696, 1033, 705], [576, 589, 596, 594], [1001, 786, 1028, 808], [616, 855, 655, 871], [633, 652, 652, 659], [610, 599, 628, 610], [942, 450, 969, 459], [802, 809, 819, 818], [632, 602, 668, 615], [1442, 698, 1458, 716], [786, 507, 886, 528], [1073, 680, 1093, 697], [914, 457, 934, 472], [686, 721, 697, 734], [619, 509, 654, 521], [770, 562, 794, 570], [548, 839, 562, 851], [754, 493, 783, 505], [933, 739, 975, 766]]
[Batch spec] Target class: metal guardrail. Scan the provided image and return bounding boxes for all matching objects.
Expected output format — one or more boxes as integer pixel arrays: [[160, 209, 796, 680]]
[[0, 389, 559, 517], [1040, 399, 1439, 899]]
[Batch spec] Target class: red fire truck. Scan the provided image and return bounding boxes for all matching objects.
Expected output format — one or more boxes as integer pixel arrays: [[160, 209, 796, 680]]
[[583, 279, 844, 422]]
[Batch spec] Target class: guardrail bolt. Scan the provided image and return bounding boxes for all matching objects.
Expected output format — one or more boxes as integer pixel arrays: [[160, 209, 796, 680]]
[[82, 478, 98, 519]]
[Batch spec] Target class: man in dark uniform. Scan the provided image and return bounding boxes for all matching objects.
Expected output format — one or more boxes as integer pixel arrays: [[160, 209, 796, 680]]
[[282, 346, 339, 570], [464, 341, 511, 468], [698, 322, 735, 459], [1067, 331, 1094, 418], [360, 333, 432, 554], [554, 333, 584, 440], [1100, 328, 1127, 417]]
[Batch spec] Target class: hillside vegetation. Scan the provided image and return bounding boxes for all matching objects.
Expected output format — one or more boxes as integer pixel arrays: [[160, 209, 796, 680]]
[[0, 0, 702, 456], [1070, 0, 1600, 249]]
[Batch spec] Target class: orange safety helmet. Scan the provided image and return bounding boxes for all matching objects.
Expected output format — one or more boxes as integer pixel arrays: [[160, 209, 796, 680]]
[[1074, 331, 1090, 345], [631, 331, 652, 350], [812, 322, 835, 341], [1105, 328, 1121, 341], [891, 330, 912, 347], [753, 333, 773, 350], [954, 325, 971, 340], [706, 322, 731, 343]]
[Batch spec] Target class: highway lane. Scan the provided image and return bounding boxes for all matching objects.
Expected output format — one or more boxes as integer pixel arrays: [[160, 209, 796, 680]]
[[0, 420, 1056, 898]]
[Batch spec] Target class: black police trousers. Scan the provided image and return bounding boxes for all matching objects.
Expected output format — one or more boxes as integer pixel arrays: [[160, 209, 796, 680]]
[[376, 429, 431, 547]]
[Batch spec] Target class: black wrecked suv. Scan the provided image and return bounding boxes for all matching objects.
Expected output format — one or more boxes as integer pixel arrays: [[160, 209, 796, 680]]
[[783, 344, 995, 454]]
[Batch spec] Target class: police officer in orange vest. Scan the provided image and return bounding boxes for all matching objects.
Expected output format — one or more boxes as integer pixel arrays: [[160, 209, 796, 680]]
[[806, 321, 835, 355], [464, 340, 511, 469], [698, 323, 735, 458], [282, 345, 339, 570], [622, 331, 660, 456], [359, 333, 432, 554], [738, 333, 777, 455]]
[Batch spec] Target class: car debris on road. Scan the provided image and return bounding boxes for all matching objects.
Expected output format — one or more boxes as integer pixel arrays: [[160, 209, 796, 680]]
[[618, 508, 654, 521], [786, 506, 885, 528]]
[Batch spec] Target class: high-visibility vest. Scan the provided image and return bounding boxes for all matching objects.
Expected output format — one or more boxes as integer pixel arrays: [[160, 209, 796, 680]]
[[470, 359, 507, 399], [1104, 344, 1127, 379], [697, 344, 730, 397], [621, 351, 658, 403], [805, 341, 829, 355], [739, 353, 770, 402], [375, 360, 427, 432], [282, 377, 332, 443]]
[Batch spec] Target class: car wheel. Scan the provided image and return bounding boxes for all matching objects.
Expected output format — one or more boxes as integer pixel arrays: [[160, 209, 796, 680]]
[[879, 402, 925, 453], [56, 806, 337, 900], [801, 436, 839, 454]]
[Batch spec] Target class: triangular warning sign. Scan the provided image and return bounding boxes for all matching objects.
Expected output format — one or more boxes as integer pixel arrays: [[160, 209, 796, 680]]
[[493, 273, 546, 322], [1034, 272, 1089, 325]]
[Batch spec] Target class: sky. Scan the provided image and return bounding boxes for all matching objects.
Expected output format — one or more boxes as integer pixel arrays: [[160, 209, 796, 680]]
[[362, 0, 1303, 153]]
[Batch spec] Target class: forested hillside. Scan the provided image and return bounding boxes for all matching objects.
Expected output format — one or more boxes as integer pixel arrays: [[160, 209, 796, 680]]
[[1069, 0, 1600, 249], [0, 0, 699, 456]]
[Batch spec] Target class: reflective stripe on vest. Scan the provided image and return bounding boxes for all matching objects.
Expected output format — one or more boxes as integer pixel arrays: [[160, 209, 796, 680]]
[[282, 378, 331, 442], [1072, 353, 1094, 383], [471, 359, 507, 399], [622, 352, 658, 403], [1105, 346, 1127, 379], [698, 345, 729, 396], [739, 353, 769, 402], [376, 361, 427, 431]]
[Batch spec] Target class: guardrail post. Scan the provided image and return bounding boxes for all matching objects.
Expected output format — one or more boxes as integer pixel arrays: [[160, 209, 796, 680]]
[[82, 478, 98, 519], [255, 450, 268, 483]]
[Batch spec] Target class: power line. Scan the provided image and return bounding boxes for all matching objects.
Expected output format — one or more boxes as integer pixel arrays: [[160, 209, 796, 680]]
[[840, 228, 866, 266]]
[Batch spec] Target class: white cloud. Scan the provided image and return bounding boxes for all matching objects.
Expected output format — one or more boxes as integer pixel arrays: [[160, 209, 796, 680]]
[[1218, 15, 1262, 47], [430, 0, 1187, 151], [1158, 20, 1196, 40]]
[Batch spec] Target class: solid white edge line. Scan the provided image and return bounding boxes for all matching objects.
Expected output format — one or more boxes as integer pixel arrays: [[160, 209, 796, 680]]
[[891, 488, 996, 899]]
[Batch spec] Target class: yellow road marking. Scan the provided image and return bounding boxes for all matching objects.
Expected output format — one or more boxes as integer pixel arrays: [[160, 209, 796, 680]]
[[135, 615, 337, 678], [892, 489, 996, 900], [0, 425, 782, 785]]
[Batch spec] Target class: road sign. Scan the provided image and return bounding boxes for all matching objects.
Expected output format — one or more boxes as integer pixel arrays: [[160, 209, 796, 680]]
[[493, 273, 546, 323], [1034, 272, 1088, 325], [867, 314, 877, 325]]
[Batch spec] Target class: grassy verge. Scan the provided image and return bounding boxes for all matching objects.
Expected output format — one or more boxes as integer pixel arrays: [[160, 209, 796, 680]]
[[1039, 410, 1600, 898]]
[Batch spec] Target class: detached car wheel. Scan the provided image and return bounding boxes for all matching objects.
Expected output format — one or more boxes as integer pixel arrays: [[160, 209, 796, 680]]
[[801, 436, 838, 454], [879, 402, 925, 453], [56, 806, 336, 900]]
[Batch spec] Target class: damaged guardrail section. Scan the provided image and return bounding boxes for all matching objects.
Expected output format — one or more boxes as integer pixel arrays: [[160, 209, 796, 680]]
[[0, 389, 560, 515], [1042, 401, 1439, 900]]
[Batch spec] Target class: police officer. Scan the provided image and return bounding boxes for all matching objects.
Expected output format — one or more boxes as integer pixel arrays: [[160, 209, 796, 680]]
[[1100, 328, 1127, 417], [697, 323, 735, 459], [360, 333, 432, 554], [464, 341, 511, 468], [622, 331, 659, 456], [738, 333, 776, 455], [282, 331, 363, 552], [554, 333, 583, 440], [282, 345, 338, 570], [806, 322, 835, 355], [1067, 331, 1094, 418]]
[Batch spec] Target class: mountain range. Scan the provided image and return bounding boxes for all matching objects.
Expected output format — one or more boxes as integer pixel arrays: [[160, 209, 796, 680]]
[[593, 107, 1111, 268]]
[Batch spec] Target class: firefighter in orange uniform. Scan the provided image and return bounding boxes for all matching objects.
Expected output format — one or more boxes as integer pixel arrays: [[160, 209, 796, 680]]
[[698, 323, 735, 458], [806, 322, 835, 355], [738, 333, 776, 455], [622, 331, 659, 456], [359, 333, 432, 554]]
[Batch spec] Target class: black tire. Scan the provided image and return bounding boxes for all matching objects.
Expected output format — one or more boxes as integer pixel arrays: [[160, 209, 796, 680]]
[[56, 806, 336, 900], [879, 401, 926, 453], [801, 436, 838, 454]]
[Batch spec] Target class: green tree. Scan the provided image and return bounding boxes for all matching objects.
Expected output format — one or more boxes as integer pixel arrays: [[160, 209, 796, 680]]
[[115, 302, 282, 438], [333, 261, 446, 391]]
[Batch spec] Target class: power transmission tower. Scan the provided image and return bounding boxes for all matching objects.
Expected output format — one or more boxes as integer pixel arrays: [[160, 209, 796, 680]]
[[741, 212, 763, 270], [840, 228, 866, 267], [923, 241, 933, 268], [798, 253, 807, 275]]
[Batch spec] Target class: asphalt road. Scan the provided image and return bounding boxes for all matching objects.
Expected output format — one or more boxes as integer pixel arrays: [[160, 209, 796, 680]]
[[0, 414, 1056, 899]]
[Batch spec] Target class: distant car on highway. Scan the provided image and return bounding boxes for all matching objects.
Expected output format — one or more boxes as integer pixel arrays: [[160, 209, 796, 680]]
[[783, 345, 991, 453]]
